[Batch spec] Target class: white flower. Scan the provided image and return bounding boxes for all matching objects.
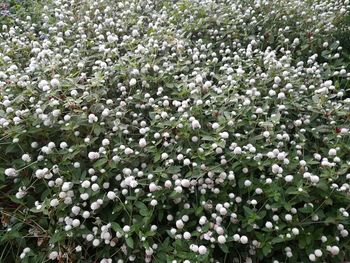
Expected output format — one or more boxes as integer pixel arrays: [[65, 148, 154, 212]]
[[284, 175, 293, 182], [91, 184, 99, 191], [328, 148, 337, 156], [308, 254, 316, 261], [16, 191, 26, 199], [190, 244, 198, 252], [123, 225, 130, 232], [263, 131, 270, 138], [164, 180, 172, 188], [82, 211, 90, 219], [198, 245, 207, 255], [92, 239, 100, 247], [88, 152, 100, 160], [107, 191, 116, 200], [72, 219, 80, 227], [220, 132, 229, 139], [129, 78, 137, 86], [314, 249, 322, 257], [61, 182, 71, 191], [50, 78, 60, 87], [150, 199, 158, 206], [195, 74, 203, 84], [292, 228, 299, 235], [341, 229, 349, 237], [218, 235, 226, 244], [181, 179, 190, 188], [60, 142, 68, 149], [5, 168, 17, 177], [71, 206, 80, 215], [90, 202, 100, 210], [176, 219, 184, 229], [81, 180, 91, 188], [139, 138, 147, 148], [149, 183, 157, 192], [233, 147, 242, 155], [124, 148, 134, 155], [310, 175, 320, 183], [50, 198, 59, 207], [191, 119, 201, 129], [183, 158, 191, 165], [212, 122, 220, 129], [244, 180, 252, 187], [48, 251, 58, 260], [21, 154, 31, 162], [272, 164, 281, 174], [88, 114, 98, 123], [161, 153, 169, 160], [285, 214, 293, 221], [329, 246, 339, 255], [102, 139, 110, 146], [265, 221, 273, 229], [240, 236, 248, 244], [75, 246, 82, 252], [183, 232, 191, 240]]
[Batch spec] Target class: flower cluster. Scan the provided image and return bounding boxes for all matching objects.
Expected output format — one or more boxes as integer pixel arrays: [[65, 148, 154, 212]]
[[0, 0, 349, 262]]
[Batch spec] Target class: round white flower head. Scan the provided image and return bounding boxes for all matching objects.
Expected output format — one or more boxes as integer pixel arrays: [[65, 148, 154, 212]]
[[198, 245, 207, 255], [129, 78, 137, 86], [139, 138, 147, 148], [240, 236, 248, 244]]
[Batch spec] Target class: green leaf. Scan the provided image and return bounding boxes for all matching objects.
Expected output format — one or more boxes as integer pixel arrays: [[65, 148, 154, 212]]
[[50, 232, 65, 243], [243, 206, 254, 217], [262, 244, 272, 256], [166, 166, 181, 174], [219, 244, 229, 253], [126, 237, 134, 249], [111, 222, 122, 232], [330, 41, 339, 50], [195, 206, 203, 216], [0, 168, 5, 182], [135, 201, 149, 216], [201, 135, 216, 141], [271, 236, 284, 244], [93, 158, 108, 168]]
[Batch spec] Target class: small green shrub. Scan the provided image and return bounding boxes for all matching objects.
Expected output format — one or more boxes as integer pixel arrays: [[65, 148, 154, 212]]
[[0, 0, 349, 262]]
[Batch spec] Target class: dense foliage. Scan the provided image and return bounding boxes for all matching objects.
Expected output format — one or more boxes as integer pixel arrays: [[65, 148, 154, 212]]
[[0, 0, 350, 262]]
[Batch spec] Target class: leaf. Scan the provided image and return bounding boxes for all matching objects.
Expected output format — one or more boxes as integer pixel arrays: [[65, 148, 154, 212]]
[[219, 244, 229, 253], [243, 206, 254, 217], [0, 168, 5, 182], [270, 112, 281, 123], [93, 158, 108, 168], [330, 41, 339, 50], [154, 152, 161, 162], [271, 236, 284, 244], [111, 222, 122, 232], [40, 188, 51, 200], [93, 125, 104, 136], [126, 237, 134, 249], [5, 144, 18, 153], [201, 135, 216, 141], [284, 203, 292, 211], [195, 206, 203, 216], [50, 232, 65, 243], [166, 166, 181, 174], [262, 244, 272, 256], [135, 201, 149, 216], [316, 181, 328, 192]]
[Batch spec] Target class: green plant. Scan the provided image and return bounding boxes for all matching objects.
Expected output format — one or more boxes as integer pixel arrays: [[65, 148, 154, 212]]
[[0, 0, 349, 262]]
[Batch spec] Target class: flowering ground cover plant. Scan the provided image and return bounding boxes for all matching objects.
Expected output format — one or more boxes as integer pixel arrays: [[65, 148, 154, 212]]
[[0, 0, 350, 262]]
